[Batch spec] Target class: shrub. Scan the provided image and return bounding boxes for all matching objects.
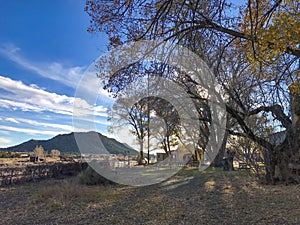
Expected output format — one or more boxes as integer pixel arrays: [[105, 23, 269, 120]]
[[0, 151, 11, 158], [51, 149, 61, 157], [0, 151, 26, 158], [77, 166, 116, 186]]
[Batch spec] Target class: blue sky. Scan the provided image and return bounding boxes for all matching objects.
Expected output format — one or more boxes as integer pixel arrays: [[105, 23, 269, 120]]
[[0, 0, 247, 149], [0, 0, 112, 148]]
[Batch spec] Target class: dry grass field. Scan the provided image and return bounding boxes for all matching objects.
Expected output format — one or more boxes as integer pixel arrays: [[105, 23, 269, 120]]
[[1, 167, 300, 225], [0, 157, 61, 167]]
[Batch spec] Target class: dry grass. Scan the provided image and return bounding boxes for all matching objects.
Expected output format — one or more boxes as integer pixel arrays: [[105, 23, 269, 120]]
[[1, 167, 300, 224], [0, 157, 61, 166], [0, 158, 23, 166]]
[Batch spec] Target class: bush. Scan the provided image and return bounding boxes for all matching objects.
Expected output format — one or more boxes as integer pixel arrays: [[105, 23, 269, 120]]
[[0, 151, 12, 158], [0, 151, 22, 158], [77, 166, 116, 186]]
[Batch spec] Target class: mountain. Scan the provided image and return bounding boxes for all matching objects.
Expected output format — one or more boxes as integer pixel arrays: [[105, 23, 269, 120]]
[[0, 131, 138, 155]]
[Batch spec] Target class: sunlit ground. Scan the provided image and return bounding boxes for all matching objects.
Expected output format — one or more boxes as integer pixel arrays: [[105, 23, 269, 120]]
[[0, 167, 299, 225]]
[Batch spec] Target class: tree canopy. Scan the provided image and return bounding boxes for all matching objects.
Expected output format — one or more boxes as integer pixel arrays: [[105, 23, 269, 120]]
[[85, 0, 300, 184]]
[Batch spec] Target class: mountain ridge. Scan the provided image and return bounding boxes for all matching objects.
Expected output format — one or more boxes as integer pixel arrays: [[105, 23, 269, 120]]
[[0, 131, 137, 155]]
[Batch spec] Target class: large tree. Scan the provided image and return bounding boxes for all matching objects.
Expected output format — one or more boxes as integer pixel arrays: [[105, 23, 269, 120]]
[[86, 0, 300, 183]]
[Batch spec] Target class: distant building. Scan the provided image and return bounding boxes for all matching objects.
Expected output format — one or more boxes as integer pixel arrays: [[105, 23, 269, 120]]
[[29, 156, 38, 162], [20, 153, 29, 158], [157, 153, 168, 162]]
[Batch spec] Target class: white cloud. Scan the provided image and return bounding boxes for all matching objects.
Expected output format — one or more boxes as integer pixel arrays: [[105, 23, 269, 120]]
[[0, 99, 44, 112], [0, 43, 113, 100], [3, 117, 73, 132], [0, 43, 83, 87], [5, 118, 19, 123], [0, 137, 11, 144], [0, 125, 63, 136], [0, 43, 115, 140], [0, 75, 107, 117], [0, 75, 112, 138]]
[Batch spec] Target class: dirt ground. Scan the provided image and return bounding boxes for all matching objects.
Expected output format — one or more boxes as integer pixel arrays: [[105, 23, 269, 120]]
[[1, 167, 300, 225]]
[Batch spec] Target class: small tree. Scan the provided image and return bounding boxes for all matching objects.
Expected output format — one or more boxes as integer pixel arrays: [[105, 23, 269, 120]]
[[34, 145, 46, 159], [51, 149, 61, 158]]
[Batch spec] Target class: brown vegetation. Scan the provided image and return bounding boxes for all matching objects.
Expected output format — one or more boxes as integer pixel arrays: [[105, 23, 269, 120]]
[[1, 168, 300, 224], [0, 162, 88, 186]]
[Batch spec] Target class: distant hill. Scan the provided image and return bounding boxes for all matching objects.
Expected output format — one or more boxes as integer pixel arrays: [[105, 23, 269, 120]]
[[0, 131, 138, 155]]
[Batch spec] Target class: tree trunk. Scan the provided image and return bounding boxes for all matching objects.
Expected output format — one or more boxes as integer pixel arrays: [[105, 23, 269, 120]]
[[139, 141, 144, 165], [162, 139, 169, 155], [278, 152, 291, 183], [212, 130, 229, 167], [263, 149, 276, 184], [291, 90, 300, 156], [273, 90, 300, 183], [194, 148, 199, 161], [167, 135, 171, 155]]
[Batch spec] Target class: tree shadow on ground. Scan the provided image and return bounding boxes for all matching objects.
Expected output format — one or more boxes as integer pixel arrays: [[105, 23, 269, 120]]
[[2, 167, 300, 224]]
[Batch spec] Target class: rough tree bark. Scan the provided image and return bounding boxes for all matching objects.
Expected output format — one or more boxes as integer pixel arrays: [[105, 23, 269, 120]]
[[212, 130, 229, 167], [271, 87, 300, 184]]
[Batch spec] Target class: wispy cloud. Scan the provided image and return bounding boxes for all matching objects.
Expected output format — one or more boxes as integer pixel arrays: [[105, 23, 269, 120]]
[[0, 43, 114, 144], [5, 118, 19, 123], [0, 43, 112, 101], [0, 125, 64, 136], [0, 43, 83, 87], [0, 75, 111, 140], [0, 137, 11, 144], [0, 75, 107, 117], [4, 117, 73, 132]]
